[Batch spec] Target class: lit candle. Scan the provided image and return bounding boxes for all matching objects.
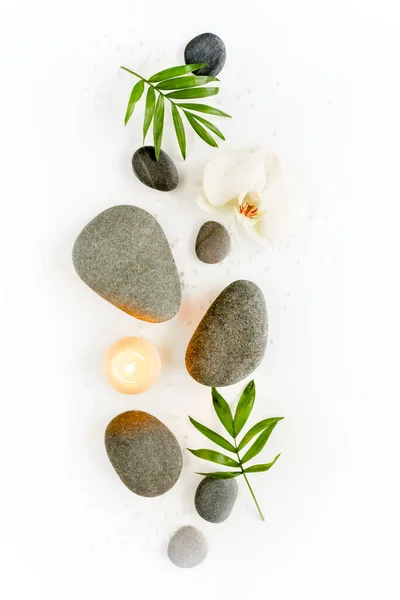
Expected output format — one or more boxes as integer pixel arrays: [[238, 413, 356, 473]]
[[104, 337, 161, 394]]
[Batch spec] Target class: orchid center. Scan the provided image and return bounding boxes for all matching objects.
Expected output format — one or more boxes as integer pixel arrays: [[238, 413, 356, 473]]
[[238, 191, 262, 219]]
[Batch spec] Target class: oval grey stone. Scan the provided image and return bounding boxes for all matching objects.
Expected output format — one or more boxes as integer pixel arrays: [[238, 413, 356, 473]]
[[195, 477, 238, 523], [132, 146, 179, 191], [72, 205, 182, 322], [185, 280, 268, 386], [105, 411, 183, 497], [167, 526, 208, 568], [184, 32, 226, 77], [195, 221, 231, 264]]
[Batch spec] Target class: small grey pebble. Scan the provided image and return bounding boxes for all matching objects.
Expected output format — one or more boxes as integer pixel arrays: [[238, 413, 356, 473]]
[[195, 221, 231, 264], [195, 477, 238, 523], [168, 526, 208, 568], [184, 33, 226, 77], [132, 146, 179, 192]]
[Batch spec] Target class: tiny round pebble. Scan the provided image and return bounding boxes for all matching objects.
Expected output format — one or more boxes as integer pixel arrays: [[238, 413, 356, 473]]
[[184, 33, 226, 77], [167, 526, 208, 568], [132, 146, 179, 192], [195, 221, 231, 264]]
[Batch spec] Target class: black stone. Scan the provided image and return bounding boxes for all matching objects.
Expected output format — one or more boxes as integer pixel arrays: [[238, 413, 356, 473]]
[[184, 33, 226, 77], [132, 146, 179, 192], [195, 220, 231, 264]]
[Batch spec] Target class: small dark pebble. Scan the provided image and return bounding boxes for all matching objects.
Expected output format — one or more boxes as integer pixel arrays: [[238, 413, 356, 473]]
[[195, 221, 231, 264], [185, 33, 226, 77], [132, 146, 179, 192]]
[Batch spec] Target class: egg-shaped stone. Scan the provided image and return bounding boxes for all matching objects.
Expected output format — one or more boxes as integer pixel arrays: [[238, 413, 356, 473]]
[[167, 526, 208, 568], [195, 477, 238, 523], [105, 411, 183, 497], [185, 280, 267, 386], [132, 146, 179, 192]]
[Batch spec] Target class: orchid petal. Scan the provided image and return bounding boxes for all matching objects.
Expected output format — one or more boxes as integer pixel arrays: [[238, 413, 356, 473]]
[[203, 151, 266, 207]]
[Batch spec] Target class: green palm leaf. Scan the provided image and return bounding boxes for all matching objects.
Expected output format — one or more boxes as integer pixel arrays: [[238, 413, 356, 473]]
[[233, 380, 256, 437], [212, 388, 234, 437], [244, 454, 281, 473], [153, 93, 165, 161], [171, 103, 186, 160], [185, 112, 225, 140], [124, 79, 145, 125], [177, 103, 231, 118], [166, 87, 219, 100], [184, 111, 218, 147], [196, 471, 242, 479], [189, 417, 236, 453], [148, 63, 207, 82], [142, 86, 156, 142], [188, 449, 240, 468], [156, 76, 218, 90], [241, 422, 279, 464], [237, 417, 284, 451]]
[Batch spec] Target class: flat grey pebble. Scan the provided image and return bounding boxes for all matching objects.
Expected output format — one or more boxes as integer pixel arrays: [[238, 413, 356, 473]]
[[105, 411, 183, 497], [132, 146, 179, 192], [72, 205, 181, 322], [184, 33, 226, 77], [195, 477, 238, 523], [167, 526, 208, 568], [195, 221, 231, 264], [185, 280, 268, 386]]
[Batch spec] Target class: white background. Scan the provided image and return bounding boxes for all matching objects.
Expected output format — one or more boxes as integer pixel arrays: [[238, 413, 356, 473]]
[[1, 1, 399, 598]]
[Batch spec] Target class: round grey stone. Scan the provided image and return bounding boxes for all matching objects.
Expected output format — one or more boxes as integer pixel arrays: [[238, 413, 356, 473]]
[[195, 221, 231, 264], [195, 477, 238, 523], [184, 33, 226, 77], [132, 146, 179, 192], [185, 280, 268, 386], [72, 205, 182, 322], [105, 411, 183, 497], [167, 526, 208, 568]]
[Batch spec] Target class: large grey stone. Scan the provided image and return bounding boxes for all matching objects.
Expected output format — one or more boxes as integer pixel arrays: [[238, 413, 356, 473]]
[[195, 221, 231, 264], [195, 477, 238, 523], [132, 146, 179, 192], [167, 526, 208, 568], [185, 280, 268, 386], [72, 205, 181, 322], [105, 411, 182, 497], [184, 33, 226, 77]]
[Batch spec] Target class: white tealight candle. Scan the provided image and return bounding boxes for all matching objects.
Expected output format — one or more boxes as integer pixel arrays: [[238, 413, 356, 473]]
[[104, 337, 161, 394]]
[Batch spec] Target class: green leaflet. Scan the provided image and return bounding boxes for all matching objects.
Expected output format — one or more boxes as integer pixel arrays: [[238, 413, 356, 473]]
[[196, 472, 242, 479], [237, 417, 284, 451], [212, 388, 234, 437], [185, 112, 225, 140], [244, 454, 281, 473], [166, 87, 219, 100], [184, 111, 218, 147], [156, 76, 218, 90], [171, 103, 186, 160], [188, 448, 240, 468], [241, 422, 279, 464], [142, 86, 156, 142], [189, 417, 236, 453], [233, 380, 256, 437], [124, 79, 145, 125], [148, 63, 207, 82], [177, 103, 232, 118], [153, 94, 165, 161]]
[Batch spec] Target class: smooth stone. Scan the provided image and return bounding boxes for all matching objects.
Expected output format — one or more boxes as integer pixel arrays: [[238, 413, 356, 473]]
[[105, 411, 183, 497], [195, 477, 238, 523], [132, 146, 179, 192], [195, 221, 231, 264], [184, 33, 226, 77], [167, 526, 208, 568], [72, 205, 181, 322], [185, 280, 268, 386]]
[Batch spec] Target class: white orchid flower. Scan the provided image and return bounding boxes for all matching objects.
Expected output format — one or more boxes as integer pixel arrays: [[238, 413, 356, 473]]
[[197, 149, 306, 248]]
